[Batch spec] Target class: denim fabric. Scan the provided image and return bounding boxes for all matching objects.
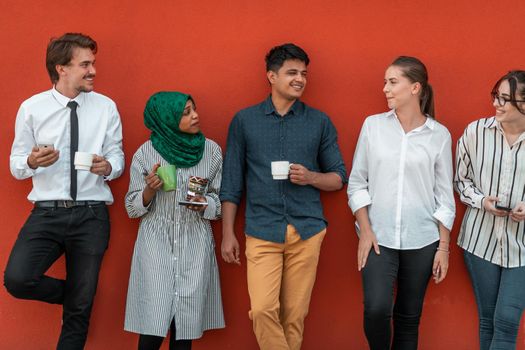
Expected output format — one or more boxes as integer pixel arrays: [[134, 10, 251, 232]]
[[361, 242, 437, 350], [464, 250, 525, 350]]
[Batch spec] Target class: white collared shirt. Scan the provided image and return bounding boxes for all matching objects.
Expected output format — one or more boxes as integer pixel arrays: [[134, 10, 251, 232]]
[[455, 117, 525, 267], [10, 88, 124, 203], [347, 110, 455, 249]]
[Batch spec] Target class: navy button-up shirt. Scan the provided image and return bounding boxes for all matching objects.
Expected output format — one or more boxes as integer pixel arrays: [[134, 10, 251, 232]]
[[220, 96, 347, 243]]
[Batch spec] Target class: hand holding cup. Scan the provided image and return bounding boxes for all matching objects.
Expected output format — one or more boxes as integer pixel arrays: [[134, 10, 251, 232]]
[[145, 163, 163, 191], [142, 163, 163, 207], [289, 163, 315, 185], [90, 154, 111, 176]]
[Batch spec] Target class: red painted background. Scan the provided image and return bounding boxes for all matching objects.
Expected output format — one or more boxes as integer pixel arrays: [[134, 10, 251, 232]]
[[1, 1, 525, 349]]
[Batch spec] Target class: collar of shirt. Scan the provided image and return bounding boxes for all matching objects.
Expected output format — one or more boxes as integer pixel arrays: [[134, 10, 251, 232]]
[[51, 87, 85, 107], [486, 116, 525, 144], [386, 109, 436, 133], [263, 95, 303, 117], [484, 116, 497, 129]]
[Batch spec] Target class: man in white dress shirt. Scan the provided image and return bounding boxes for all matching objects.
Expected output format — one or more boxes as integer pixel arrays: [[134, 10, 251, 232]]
[[4, 33, 124, 349]]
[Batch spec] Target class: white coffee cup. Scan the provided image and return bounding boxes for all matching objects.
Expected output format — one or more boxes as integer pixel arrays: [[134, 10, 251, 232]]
[[74, 152, 94, 171], [271, 161, 292, 180]]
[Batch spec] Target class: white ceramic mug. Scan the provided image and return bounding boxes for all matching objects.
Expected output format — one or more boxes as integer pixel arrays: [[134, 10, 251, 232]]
[[74, 152, 94, 171], [271, 161, 292, 180]]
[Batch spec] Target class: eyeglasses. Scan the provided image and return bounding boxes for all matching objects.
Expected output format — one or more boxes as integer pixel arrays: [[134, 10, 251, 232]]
[[491, 92, 525, 107]]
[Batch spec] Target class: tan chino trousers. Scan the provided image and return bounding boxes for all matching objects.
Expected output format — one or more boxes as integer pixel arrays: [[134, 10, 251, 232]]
[[246, 225, 326, 350]]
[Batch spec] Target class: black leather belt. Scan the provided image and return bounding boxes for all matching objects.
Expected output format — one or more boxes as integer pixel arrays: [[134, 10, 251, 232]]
[[34, 200, 105, 208]]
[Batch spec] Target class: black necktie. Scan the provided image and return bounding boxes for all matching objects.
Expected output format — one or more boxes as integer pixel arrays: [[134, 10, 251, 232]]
[[67, 101, 79, 201]]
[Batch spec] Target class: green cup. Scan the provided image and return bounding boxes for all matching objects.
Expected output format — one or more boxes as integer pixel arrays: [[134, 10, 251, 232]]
[[156, 165, 177, 191]]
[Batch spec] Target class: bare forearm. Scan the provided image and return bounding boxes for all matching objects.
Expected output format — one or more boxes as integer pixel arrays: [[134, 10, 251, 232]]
[[438, 223, 450, 250], [222, 201, 239, 236], [308, 171, 343, 191], [354, 206, 373, 233], [142, 187, 156, 207]]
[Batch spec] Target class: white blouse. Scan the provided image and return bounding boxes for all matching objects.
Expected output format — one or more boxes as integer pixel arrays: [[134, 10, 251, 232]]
[[347, 110, 455, 250]]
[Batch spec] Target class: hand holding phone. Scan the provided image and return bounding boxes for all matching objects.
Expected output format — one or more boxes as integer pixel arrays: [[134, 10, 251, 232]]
[[178, 200, 207, 206], [495, 203, 512, 212], [28, 144, 59, 169]]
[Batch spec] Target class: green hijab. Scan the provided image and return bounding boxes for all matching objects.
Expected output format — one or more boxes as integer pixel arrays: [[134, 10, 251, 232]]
[[144, 91, 205, 168]]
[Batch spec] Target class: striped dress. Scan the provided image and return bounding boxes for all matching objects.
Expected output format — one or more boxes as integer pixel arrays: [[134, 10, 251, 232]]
[[455, 117, 525, 267], [124, 139, 225, 339]]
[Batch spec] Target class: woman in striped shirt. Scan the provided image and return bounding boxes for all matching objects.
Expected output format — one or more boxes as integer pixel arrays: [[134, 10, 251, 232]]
[[455, 71, 525, 350], [124, 92, 225, 350]]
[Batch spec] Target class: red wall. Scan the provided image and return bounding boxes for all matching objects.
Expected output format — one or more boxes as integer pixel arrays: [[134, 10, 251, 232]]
[[1, 1, 525, 349]]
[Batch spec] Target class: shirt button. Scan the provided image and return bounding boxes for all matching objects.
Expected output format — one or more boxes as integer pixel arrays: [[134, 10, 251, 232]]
[[174, 257, 178, 261]]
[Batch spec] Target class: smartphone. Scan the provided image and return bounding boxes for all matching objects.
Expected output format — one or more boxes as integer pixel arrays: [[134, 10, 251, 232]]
[[495, 203, 512, 212], [38, 143, 54, 150], [178, 200, 207, 206]]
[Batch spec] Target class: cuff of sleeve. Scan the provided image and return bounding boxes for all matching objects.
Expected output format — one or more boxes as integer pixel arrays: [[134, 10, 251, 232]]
[[103, 159, 115, 181], [219, 193, 241, 205], [348, 189, 372, 213], [132, 191, 151, 216], [433, 206, 455, 231], [201, 196, 217, 220], [335, 170, 348, 184], [103, 159, 118, 181], [18, 158, 37, 176], [471, 193, 485, 209]]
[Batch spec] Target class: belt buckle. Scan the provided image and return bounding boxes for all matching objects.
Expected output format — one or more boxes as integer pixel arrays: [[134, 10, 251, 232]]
[[62, 200, 74, 208]]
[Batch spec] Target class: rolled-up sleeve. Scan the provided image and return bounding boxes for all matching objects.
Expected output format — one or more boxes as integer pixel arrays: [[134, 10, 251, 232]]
[[347, 119, 372, 213], [454, 126, 485, 209], [432, 133, 455, 231], [318, 116, 347, 182], [124, 148, 150, 218], [219, 114, 246, 205], [202, 143, 223, 220]]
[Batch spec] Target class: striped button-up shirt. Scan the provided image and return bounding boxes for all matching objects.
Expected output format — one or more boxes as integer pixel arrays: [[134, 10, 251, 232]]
[[455, 117, 525, 267]]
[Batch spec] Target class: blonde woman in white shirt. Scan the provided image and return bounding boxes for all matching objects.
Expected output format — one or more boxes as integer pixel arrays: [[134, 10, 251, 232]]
[[347, 56, 455, 350]]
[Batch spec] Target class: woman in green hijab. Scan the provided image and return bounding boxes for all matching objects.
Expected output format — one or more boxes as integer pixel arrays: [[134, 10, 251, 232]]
[[124, 92, 225, 350]]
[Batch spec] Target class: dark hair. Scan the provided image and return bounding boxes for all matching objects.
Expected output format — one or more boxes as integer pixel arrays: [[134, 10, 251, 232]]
[[46, 33, 97, 84], [391, 56, 435, 118], [491, 70, 525, 115], [265, 43, 309, 72]]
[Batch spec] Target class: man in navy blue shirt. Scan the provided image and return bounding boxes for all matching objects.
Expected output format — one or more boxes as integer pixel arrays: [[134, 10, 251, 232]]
[[220, 43, 346, 350]]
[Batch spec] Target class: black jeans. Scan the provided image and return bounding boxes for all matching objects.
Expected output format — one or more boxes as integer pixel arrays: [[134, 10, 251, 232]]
[[4, 204, 110, 350], [361, 241, 437, 350]]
